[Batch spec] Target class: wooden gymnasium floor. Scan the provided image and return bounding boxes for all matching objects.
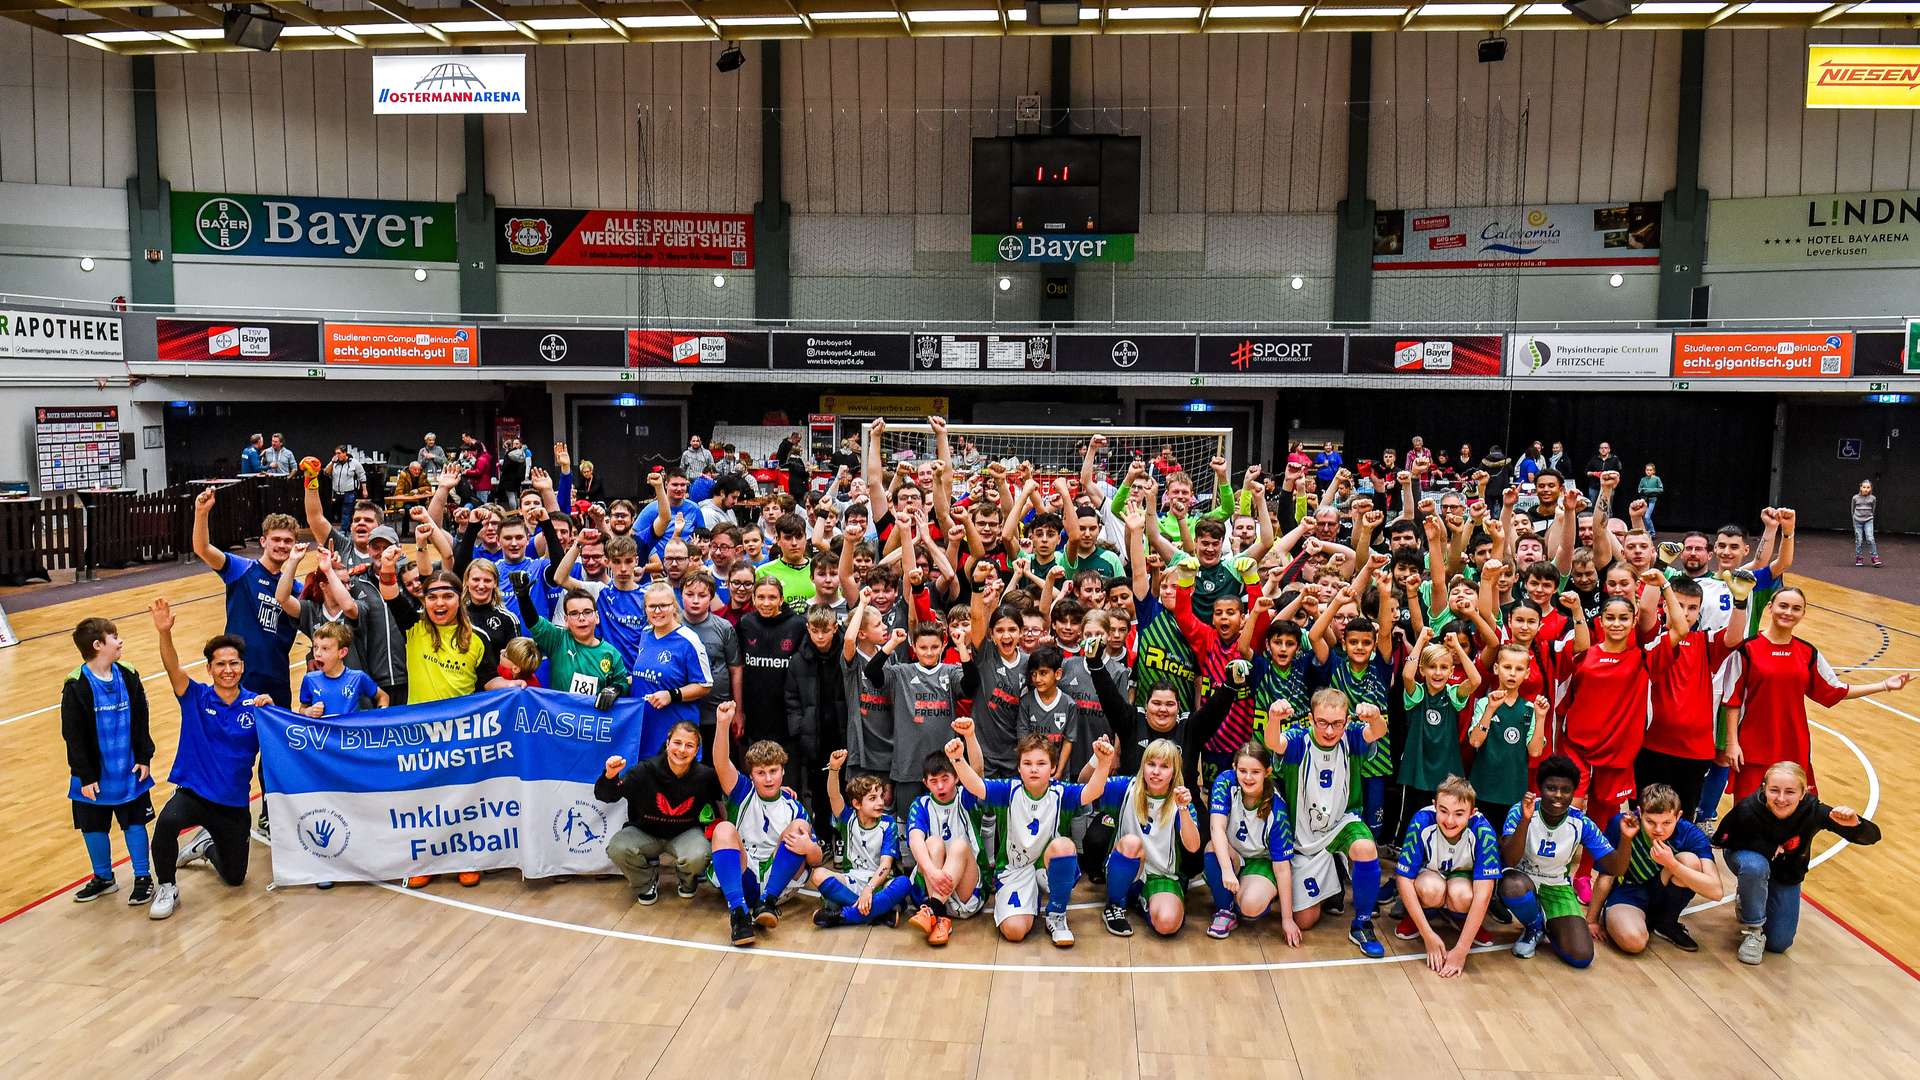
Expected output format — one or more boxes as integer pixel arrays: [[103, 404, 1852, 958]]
[[2, 563, 1919, 1080]]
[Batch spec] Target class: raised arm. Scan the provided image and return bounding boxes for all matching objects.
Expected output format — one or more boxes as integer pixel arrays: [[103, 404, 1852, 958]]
[[712, 701, 742, 794], [190, 486, 226, 572], [303, 479, 334, 550], [149, 598, 193, 697], [425, 463, 463, 528], [319, 551, 357, 617], [944, 735, 987, 799], [273, 542, 308, 617]]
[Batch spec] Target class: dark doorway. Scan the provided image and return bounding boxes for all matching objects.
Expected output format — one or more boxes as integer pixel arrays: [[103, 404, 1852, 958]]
[[571, 399, 686, 503], [1137, 402, 1258, 477]]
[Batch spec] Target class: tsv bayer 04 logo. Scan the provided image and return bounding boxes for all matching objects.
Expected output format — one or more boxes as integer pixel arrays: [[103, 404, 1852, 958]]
[[196, 198, 253, 251], [997, 235, 1024, 261]]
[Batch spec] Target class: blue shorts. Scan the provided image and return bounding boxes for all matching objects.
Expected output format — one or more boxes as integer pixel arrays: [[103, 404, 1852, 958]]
[[1602, 882, 1650, 911]]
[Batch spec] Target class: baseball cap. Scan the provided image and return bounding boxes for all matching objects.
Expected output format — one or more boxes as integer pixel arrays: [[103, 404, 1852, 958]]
[[368, 526, 400, 545]]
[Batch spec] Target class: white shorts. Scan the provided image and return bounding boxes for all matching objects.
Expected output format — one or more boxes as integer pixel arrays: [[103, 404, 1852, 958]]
[[991, 863, 1049, 926], [1291, 848, 1338, 912], [952, 887, 986, 919]]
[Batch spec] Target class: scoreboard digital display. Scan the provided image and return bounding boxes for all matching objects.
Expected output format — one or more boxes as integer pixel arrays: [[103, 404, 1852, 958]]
[[972, 135, 1141, 235]]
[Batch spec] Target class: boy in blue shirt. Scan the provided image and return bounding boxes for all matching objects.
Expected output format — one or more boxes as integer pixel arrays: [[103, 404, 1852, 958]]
[[299, 622, 387, 717], [146, 597, 272, 921], [61, 616, 156, 905], [1588, 782, 1723, 955]]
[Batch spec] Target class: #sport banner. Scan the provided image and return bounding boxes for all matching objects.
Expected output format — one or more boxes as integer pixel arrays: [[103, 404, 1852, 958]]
[[628, 330, 770, 368], [323, 323, 478, 366], [1671, 332, 1855, 378], [1347, 335, 1504, 375], [498, 207, 754, 270], [155, 317, 320, 364], [1195, 335, 1345, 376], [1373, 202, 1661, 270], [1506, 333, 1672, 378], [258, 687, 642, 886]]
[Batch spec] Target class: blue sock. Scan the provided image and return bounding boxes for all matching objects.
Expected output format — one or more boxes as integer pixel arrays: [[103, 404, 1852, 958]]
[[764, 845, 806, 903], [82, 832, 112, 879], [849, 877, 915, 924], [1349, 858, 1380, 928], [125, 825, 151, 878], [820, 877, 860, 907], [1203, 850, 1233, 913], [712, 847, 746, 911], [1505, 887, 1544, 932], [1046, 853, 1080, 915], [1106, 849, 1142, 908], [1363, 778, 1385, 838]]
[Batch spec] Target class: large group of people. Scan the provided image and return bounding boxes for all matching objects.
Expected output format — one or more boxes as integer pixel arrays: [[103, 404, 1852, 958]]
[[62, 418, 1906, 973]]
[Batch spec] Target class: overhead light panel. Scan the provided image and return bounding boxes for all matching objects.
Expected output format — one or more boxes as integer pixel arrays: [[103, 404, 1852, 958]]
[[617, 14, 707, 27], [1108, 5, 1204, 16], [716, 15, 807, 25], [526, 17, 611, 30], [1313, 7, 1412, 16], [1563, 0, 1633, 22], [341, 22, 419, 35], [1736, 1, 1834, 11], [905, 9, 1005, 21], [1209, 4, 1309, 14], [1630, 1, 1726, 11], [810, 9, 900, 18], [222, 5, 286, 51], [89, 30, 160, 42], [1419, 3, 1518, 14]]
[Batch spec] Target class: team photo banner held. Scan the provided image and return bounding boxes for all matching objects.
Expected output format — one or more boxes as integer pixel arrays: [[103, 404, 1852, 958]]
[[258, 688, 641, 886]]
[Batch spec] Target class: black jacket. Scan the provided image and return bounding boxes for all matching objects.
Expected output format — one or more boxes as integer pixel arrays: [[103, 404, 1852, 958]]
[[785, 625, 846, 756], [1087, 659, 1236, 783], [1713, 791, 1881, 886], [61, 662, 154, 786], [594, 752, 724, 837]]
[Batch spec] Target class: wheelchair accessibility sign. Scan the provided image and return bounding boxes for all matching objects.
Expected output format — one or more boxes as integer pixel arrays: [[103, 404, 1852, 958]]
[[1838, 438, 1862, 461]]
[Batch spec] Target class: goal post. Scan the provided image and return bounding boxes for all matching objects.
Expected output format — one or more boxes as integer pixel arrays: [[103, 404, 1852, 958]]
[[866, 423, 1233, 485]]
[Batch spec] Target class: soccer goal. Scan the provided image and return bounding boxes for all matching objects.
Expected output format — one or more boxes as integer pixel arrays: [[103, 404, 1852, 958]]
[[867, 422, 1232, 483]]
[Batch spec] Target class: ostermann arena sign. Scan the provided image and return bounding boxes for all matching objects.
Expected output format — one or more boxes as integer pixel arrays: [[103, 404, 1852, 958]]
[[372, 54, 526, 115]]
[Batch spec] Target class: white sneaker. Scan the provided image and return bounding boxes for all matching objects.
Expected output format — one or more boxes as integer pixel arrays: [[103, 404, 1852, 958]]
[[148, 883, 179, 920], [1045, 910, 1075, 948], [1738, 926, 1767, 965], [176, 828, 215, 869]]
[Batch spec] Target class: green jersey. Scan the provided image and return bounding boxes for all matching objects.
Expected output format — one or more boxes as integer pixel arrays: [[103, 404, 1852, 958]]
[[756, 557, 815, 612], [523, 615, 630, 700]]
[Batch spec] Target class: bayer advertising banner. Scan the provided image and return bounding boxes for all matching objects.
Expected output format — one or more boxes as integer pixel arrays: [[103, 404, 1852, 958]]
[[258, 688, 639, 886]]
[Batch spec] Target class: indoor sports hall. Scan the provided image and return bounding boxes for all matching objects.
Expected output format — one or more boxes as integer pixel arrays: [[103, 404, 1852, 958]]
[[4, 4, 1920, 1078]]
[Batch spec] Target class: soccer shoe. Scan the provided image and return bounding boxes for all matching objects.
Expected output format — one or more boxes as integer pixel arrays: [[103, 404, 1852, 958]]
[[1513, 926, 1541, 959], [148, 883, 179, 920], [635, 882, 660, 905], [1207, 910, 1238, 939], [754, 900, 780, 929], [1655, 921, 1700, 953], [908, 905, 937, 935], [676, 877, 700, 900], [404, 876, 433, 888], [1102, 903, 1134, 937], [74, 876, 118, 903], [1393, 916, 1421, 941], [729, 906, 757, 947], [928, 916, 953, 946], [1472, 926, 1494, 947], [1488, 895, 1514, 924], [255, 812, 271, 841], [1738, 926, 1767, 965], [458, 872, 482, 887], [1046, 910, 1076, 948], [812, 906, 842, 928], [1348, 921, 1385, 958], [1323, 890, 1345, 917], [176, 828, 215, 869], [128, 876, 154, 906]]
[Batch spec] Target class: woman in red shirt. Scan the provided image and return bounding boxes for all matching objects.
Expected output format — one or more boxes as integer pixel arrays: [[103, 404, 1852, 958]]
[[1718, 586, 1910, 800]]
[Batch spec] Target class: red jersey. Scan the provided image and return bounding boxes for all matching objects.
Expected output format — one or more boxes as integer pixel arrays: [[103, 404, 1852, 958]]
[[1172, 583, 1254, 754], [1562, 640, 1672, 767], [1644, 631, 1732, 761], [1718, 636, 1849, 770]]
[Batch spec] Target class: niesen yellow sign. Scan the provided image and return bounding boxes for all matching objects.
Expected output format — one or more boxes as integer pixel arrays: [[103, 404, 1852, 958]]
[[1807, 45, 1920, 110]]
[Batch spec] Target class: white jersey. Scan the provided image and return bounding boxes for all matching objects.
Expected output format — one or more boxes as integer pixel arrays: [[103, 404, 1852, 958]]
[[1291, 739, 1357, 856], [983, 779, 1081, 871], [725, 774, 807, 868], [1691, 571, 1732, 634], [837, 808, 896, 889], [1505, 805, 1611, 888], [1224, 792, 1275, 861], [1109, 779, 1192, 877], [909, 792, 981, 853], [1412, 822, 1478, 875]]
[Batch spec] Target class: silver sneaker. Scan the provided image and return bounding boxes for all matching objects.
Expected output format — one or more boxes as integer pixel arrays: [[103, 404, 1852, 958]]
[[1045, 909, 1075, 948], [148, 883, 179, 920], [1738, 926, 1767, 965], [176, 828, 215, 869]]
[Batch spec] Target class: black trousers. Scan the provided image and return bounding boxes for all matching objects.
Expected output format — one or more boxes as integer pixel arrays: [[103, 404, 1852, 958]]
[[152, 787, 252, 887], [1634, 748, 1712, 823]]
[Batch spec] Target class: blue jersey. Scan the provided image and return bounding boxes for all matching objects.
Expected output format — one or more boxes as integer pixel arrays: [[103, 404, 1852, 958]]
[[300, 667, 380, 717], [595, 582, 649, 666], [68, 664, 154, 806], [172, 681, 262, 807], [634, 501, 700, 559], [1606, 813, 1713, 887], [495, 554, 554, 625], [216, 553, 298, 704], [1396, 806, 1503, 881], [632, 625, 714, 756]]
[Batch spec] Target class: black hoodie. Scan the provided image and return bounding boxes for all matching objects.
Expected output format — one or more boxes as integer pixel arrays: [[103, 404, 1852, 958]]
[[1712, 790, 1880, 886]]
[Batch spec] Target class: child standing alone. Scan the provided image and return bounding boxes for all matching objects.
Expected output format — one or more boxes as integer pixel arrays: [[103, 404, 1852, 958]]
[[1852, 480, 1881, 568], [62, 617, 157, 905]]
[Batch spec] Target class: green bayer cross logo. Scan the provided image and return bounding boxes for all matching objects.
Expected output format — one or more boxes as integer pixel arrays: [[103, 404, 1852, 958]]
[[997, 235, 1024, 261], [195, 198, 253, 251]]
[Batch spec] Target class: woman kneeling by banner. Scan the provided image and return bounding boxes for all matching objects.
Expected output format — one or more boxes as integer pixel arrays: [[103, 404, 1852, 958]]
[[596, 720, 724, 904]]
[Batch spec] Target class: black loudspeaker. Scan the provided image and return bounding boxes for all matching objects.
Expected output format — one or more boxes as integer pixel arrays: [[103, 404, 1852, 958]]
[[1563, 0, 1630, 25], [971, 139, 1012, 234], [1690, 284, 1712, 326], [1099, 137, 1141, 235]]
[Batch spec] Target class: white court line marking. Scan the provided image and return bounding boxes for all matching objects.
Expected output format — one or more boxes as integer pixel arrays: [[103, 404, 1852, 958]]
[[1862, 696, 1920, 727], [353, 724, 1878, 973]]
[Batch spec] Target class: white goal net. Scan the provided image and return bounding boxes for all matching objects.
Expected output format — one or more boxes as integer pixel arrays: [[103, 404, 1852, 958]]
[[869, 423, 1232, 487]]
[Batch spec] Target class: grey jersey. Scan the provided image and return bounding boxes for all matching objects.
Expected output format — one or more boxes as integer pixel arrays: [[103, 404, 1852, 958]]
[[681, 614, 740, 724], [973, 649, 1029, 776], [877, 661, 968, 783], [844, 648, 895, 774]]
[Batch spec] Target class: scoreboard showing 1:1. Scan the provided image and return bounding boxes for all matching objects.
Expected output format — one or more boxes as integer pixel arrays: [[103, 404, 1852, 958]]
[[34, 405, 124, 492]]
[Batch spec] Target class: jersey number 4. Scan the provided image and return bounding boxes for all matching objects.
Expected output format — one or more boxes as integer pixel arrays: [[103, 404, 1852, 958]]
[[1026, 817, 1041, 837]]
